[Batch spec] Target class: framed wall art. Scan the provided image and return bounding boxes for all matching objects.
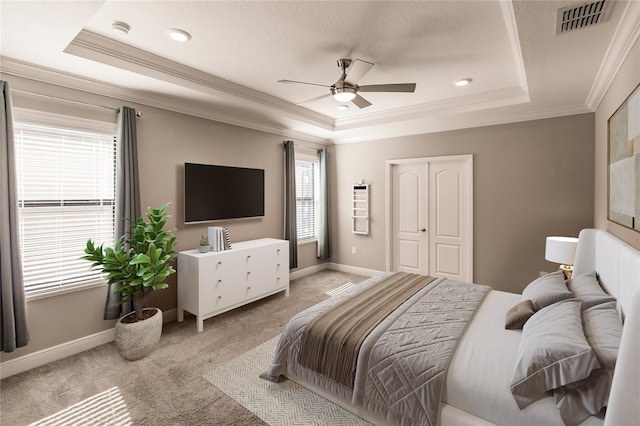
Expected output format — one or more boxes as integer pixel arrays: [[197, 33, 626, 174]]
[[608, 82, 640, 231]]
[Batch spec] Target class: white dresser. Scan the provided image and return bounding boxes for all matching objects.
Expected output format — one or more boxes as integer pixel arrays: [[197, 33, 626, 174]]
[[177, 238, 289, 332]]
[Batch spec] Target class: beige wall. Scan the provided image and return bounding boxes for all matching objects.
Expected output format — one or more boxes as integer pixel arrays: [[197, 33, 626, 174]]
[[594, 36, 640, 249], [328, 114, 595, 293], [1, 74, 323, 362]]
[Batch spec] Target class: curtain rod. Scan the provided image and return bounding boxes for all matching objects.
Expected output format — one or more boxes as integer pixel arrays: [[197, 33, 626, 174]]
[[11, 89, 142, 117]]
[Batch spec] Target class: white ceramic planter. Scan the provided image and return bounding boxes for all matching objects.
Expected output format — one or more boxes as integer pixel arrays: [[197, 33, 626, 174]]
[[115, 308, 163, 361], [198, 245, 211, 253]]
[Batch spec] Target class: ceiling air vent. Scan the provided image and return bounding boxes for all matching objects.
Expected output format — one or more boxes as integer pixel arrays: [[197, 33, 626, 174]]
[[556, 0, 608, 34]]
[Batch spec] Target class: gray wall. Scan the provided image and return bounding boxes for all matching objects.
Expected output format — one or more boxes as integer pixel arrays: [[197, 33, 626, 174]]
[[328, 114, 595, 293], [0, 74, 323, 362]]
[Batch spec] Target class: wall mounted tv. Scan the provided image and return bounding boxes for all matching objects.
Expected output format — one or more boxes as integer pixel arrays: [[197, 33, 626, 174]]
[[184, 162, 265, 224]]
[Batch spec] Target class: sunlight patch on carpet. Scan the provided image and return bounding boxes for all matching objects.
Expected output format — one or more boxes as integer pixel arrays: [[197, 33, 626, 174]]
[[325, 282, 356, 296], [203, 336, 371, 426], [29, 386, 131, 426]]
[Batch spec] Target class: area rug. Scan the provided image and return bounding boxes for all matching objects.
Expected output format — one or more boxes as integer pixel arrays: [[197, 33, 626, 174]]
[[203, 336, 371, 426]]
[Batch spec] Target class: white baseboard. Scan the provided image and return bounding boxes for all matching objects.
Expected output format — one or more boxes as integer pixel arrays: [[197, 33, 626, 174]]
[[289, 262, 330, 280], [0, 308, 178, 379], [327, 262, 383, 277], [0, 328, 115, 379]]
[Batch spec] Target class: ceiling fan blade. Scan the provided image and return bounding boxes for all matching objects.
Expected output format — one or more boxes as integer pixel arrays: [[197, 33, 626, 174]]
[[358, 83, 416, 93], [344, 59, 374, 85], [296, 93, 332, 105], [351, 94, 372, 109], [278, 79, 331, 88]]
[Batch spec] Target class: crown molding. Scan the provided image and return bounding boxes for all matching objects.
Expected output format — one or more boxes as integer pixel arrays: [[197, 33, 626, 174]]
[[334, 86, 530, 131], [64, 30, 334, 131], [0, 56, 330, 145], [585, 0, 640, 110], [330, 103, 591, 144]]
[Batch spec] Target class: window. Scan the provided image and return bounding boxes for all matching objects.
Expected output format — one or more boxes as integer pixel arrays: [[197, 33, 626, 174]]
[[14, 121, 117, 294], [295, 155, 319, 242]]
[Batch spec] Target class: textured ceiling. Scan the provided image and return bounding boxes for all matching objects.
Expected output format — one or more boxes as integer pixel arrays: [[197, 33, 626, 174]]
[[1, 1, 639, 143]]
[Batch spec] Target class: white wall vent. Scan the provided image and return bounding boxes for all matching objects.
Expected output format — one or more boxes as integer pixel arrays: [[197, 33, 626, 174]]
[[556, 0, 608, 34]]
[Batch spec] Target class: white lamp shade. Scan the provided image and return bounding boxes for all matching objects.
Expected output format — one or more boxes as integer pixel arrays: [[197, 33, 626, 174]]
[[545, 236, 578, 265]]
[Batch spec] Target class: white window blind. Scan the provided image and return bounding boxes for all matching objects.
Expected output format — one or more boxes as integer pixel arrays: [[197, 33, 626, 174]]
[[295, 158, 318, 241], [14, 122, 117, 293]]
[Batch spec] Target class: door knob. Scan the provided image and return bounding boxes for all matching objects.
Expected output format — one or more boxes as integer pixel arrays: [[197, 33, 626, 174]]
[[420, 228, 426, 232]]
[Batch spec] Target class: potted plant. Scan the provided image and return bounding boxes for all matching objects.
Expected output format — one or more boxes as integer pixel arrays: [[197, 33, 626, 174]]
[[82, 202, 177, 360], [199, 235, 211, 253]]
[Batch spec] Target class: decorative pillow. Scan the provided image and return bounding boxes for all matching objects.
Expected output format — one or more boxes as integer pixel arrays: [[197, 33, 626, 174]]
[[521, 271, 573, 311], [505, 299, 535, 329], [567, 271, 615, 310], [553, 301, 622, 425], [510, 298, 600, 409]]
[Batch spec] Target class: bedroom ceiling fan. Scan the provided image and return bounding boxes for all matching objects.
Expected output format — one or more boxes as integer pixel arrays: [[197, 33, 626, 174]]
[[278, 59, 416, 109]]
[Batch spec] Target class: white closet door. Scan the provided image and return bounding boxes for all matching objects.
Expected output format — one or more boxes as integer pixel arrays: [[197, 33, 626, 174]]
[[428, 158, 472, 281], [392, 163, 427, 274], [388, 155, 472, 281]]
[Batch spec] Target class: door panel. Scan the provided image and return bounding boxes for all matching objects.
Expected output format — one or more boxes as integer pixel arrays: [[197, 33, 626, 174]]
[[393, 163, 427, 274], [429, 159, 471, 281]]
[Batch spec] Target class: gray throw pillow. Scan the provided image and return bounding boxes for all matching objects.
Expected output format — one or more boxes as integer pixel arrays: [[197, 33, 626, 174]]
[[567, 271, 615, 310], [510, 298, 600, 409], [553, 301, 622, 425], [522, 271, 573, 311], [505, 300, 535, 330]]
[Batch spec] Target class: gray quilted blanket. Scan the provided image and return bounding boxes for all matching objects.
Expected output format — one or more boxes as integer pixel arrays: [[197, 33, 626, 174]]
[[261, 273, 490, 426]]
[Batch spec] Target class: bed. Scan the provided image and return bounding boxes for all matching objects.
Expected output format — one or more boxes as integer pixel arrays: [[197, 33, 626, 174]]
[[261, 229, 640, 426]]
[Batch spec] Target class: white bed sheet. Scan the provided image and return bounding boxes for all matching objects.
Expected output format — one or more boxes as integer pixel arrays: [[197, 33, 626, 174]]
[[444, 290, 604, 426]]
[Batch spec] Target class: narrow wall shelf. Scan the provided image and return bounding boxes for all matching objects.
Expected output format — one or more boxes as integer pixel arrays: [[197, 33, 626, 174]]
[[352, 183, 369, 235]]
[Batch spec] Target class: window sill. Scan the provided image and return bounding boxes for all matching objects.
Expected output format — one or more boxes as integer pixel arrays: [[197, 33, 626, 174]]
[[297, 239, 317, 247], [26, 279, 107, 302]]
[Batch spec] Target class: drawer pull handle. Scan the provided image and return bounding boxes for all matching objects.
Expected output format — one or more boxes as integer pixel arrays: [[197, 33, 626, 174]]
[[217, 261, 222, 265], [247, 271, 251, 276], [277, 249, 281, 254], [217, 295, 222, 299], [247, 286, 251, 290], [247, 255, 251, 260], [217, 279, 222, 284]]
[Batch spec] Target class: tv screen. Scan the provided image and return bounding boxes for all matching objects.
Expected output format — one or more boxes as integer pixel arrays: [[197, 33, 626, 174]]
[[184, 163, 265, 223]]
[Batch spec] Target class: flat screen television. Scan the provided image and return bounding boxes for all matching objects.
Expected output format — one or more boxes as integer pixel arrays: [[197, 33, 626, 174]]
[[184, 162, 265, 224]]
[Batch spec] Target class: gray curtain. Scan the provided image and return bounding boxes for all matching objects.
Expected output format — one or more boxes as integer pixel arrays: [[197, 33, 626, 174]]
[[0, 81, 30, 352], [104, 106, 141, 320], [317, 148, 331, 260], [284, 140, 298, 269]]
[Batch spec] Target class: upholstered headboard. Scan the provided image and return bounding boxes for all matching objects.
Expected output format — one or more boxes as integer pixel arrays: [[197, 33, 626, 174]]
[[573, 229, 640, 318], [572, 229, 640, 425]]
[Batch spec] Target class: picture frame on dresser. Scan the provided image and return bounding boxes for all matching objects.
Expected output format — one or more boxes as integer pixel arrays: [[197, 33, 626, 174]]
[[608, 82, 640, 232]]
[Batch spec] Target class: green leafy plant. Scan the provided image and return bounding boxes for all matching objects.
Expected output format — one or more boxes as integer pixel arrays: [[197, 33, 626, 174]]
[[200, 235, 209, 246], [83, 202, 177, 322]]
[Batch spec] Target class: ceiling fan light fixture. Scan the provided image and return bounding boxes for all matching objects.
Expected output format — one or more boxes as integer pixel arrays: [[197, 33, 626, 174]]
[[454, 78, 472, 87], [332, 87, 357, 102], [167, 28, 192, 42]]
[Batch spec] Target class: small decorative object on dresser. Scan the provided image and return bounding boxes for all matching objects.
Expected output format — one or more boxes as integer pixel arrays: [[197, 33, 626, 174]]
[[199, 235, 211, 253], [177, 238, 289, 332]]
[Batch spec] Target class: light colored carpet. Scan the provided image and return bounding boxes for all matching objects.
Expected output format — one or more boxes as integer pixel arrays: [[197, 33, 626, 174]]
[[203, 336, 371, 426]]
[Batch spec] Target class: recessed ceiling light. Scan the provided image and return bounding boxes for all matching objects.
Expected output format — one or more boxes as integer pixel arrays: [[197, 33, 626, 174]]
[[112, 21, 130, 36], [454, 78, 472, 87], [167, 28, 192, 42], [337, 105, 349, 110]]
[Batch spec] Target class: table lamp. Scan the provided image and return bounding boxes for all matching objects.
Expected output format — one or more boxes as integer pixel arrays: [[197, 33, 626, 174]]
[[545, 236, 579, 279]]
